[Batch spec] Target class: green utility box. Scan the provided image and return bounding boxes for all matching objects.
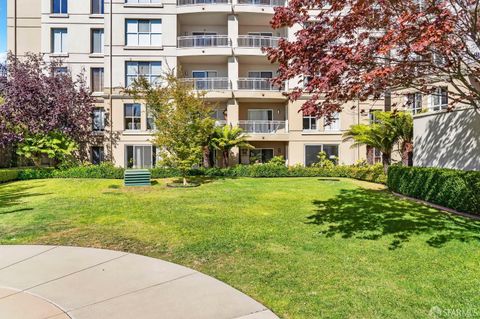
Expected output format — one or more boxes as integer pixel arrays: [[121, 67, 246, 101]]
[[124, 169, 151, 187]]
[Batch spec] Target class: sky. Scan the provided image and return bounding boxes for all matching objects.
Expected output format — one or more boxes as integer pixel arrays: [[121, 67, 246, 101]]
[[0, 0, 6, 62]]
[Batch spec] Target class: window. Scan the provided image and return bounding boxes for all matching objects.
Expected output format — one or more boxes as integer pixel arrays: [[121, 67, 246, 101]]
[[51, 28, 68, 53], [91, 146, 105, 165], [91, 68, 104, 93], [431, 87, 448, 111], [191, 32, 217, 47], [126, 19, 162, 47], [126, 145, 157, 169], [92, 0, 104, 14], [303, 115, 317, 131], [248, 71, 273, 78], [92, 107, 105, 132], [124, 103, 142, 130], [192, 71, 218, 90], [91, 29, 104, 54], [324, 113, 340, 131], [373, 148, 382, 164], [147, 108, 155, 130], [305, 144, 339, 166], [126, 0, 161, 3], [250, 149, 274, 164], [407, 93, 422, 115], [54, 67, 68, 75], [52, 0, 68, 14], [126, 61, 162, 87]]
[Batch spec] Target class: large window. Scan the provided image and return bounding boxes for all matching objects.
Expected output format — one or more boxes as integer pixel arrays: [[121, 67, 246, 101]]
[[91, 29, 104, 54], [407, 92, 422, 115], [126, 145, 157, 169], [91, 146, 105, 165], [431, 87, 448, 111], [51, 28, 68, 53], [92, 107, 105, 132], [52, 0, 68, 14], [124, 103, 142, 130], [303, 115, 317, 131], [125, 61, 162, 87], [126, 19, 162, 47], [250, 149, 274, 164], [92, 0, 104, 14], [91, 68, 104, 93], [324, 113, 340, 131], [305, 144, 339, 166]]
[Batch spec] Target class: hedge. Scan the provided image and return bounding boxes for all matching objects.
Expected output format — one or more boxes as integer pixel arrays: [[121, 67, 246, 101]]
[[6, 162, 385, 184], [388, 166, 480, 215], [0, 169, 20, 184]]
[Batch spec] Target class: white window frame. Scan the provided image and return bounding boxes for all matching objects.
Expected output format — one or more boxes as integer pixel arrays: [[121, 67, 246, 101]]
[[51, 28, 68, 54], [303, 115, 317, 131], [304, 144, 339, 166], [126, 19, 162, 47], [91, 29, 104, 54], [406, 92, 423, 115], [125, 145, 157, 169], [125, 0, 161, 4], [430, 87, 448, 111], [125, 61, 162, 87], [124, 103, 142, 131], [92, 107, 106, 132]]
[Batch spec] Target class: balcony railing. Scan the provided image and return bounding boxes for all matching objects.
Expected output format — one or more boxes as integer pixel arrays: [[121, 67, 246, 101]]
[[237, 78, 283, 91], [182, 78, 231, 91], [238, 120, 286, 134], [237, 0, 285, 6], [177, 35, 230, 48], [237, 35, 282, 48], [178, 0, 230, 5]]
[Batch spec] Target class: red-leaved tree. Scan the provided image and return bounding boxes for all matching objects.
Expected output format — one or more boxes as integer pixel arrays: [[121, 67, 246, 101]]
[[266, 0, 480, 120], [0, 53, 94, 159]]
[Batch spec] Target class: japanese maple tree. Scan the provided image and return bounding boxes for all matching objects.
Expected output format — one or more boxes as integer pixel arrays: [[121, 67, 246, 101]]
[[266, 0, 480, 120]]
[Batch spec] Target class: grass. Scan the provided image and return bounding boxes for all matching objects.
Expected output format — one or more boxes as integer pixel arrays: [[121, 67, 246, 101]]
[[0, 177, 479, 318]]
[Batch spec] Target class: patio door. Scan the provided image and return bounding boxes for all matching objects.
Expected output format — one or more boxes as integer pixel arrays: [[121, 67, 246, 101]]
[[192, 71, 218, 90], [126, 145, 156, 169], [192, 32, 217, 46], [248, 109, 273, 133]]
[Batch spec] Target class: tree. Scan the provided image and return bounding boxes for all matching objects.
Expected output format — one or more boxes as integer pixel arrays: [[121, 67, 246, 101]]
[[266, 0, 480, 120], [210, 125, 253, 168], [0, 53, 94, 162], [127, 72, 215, 185], [385, 112, 414, 166], [343, 111, 413, 173]]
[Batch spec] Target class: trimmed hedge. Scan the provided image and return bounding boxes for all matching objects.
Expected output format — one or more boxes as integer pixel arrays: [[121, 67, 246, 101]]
[[388, 166, 480, 215], [3, 162, 386, 184], [0, 169, 20, 183]]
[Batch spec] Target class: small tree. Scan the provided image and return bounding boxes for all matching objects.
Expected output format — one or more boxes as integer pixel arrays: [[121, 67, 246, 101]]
[[210, 125, 253, 167], [127, 72, 215, 185]]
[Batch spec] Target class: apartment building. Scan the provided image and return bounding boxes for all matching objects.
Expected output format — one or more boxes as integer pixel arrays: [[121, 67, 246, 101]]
[[8, 0, 390, 168]]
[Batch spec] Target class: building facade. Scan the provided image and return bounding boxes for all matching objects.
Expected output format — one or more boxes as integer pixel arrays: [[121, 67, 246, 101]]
[[7, 0, 391, 168]]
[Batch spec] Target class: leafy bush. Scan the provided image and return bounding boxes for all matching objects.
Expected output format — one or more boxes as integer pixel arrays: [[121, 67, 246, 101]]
[[388, 166, 480, 215], [53, 163, 124, 179], [17, 167, 55, 180], [0, 169, 20, 183]]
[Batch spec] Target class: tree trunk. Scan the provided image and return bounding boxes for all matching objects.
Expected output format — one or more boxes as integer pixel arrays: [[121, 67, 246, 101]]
[[382, 153, 391, 175], [183, 176, 187, 186], [223, 150, 229, 168], [202, 146, 210, 168]]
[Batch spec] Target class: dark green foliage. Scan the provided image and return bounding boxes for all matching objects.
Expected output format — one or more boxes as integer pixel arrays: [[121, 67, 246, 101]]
[[6, 163, 387, 184], [388, 166, 480, 215], [0, 169, 19, 183]]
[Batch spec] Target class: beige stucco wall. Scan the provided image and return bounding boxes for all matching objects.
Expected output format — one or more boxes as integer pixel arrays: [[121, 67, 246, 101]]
[[413, 107, 480, 171], [7, 0, 41, 56]]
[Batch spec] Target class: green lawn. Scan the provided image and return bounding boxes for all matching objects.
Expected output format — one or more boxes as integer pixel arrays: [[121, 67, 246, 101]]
[[0, 177, 479, 318]]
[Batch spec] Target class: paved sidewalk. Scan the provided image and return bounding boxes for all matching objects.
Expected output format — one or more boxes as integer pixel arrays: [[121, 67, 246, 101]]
[[0, 245, 279, 319]]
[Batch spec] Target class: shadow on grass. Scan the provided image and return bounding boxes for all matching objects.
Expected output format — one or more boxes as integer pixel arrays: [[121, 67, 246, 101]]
[[0, 183, 50, 213], [171, 176, 227, 186], [307, 188, 480, 249]]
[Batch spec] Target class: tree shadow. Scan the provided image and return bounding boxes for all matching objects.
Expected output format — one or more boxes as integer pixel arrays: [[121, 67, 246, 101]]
[[307, 188, 480, 249], [0, 183, 50, 212]]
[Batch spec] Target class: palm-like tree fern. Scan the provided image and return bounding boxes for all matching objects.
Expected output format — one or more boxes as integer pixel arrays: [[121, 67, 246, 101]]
[[210, 125, 253, 167]]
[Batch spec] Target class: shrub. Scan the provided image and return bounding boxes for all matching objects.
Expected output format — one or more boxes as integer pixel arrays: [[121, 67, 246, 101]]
[[0, 169, 20, 183], [388, 166, 480, 215], [17, 167, 55, 180]]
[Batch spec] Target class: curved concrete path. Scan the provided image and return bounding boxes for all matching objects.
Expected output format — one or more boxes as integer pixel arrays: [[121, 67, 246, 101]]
[[0, 245, 278, 319]]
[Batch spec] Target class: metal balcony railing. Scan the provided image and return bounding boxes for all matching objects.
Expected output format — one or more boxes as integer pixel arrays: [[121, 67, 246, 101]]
[[237, 0, 285, 6], [237, 35, 282, 48], [238, 120, 286, 134], [237, 78, 283, 91], [182, 78, 231, 91], [177, 0, 230, 5], [177, 35, 230, 48]]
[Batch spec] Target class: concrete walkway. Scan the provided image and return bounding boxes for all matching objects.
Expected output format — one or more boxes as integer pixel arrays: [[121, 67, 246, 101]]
[[0, 245, 279, 319]]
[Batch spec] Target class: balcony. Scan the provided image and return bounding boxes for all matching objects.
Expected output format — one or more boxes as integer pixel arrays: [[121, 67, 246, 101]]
[[237, 0, 285, 6], [182, 77, 231, 91], [238, 120, 287, 134], [178, 0, 230, 5], [237, 35, 282, 48], [177, 35, 230, 48], [237, 78, 283, 91]]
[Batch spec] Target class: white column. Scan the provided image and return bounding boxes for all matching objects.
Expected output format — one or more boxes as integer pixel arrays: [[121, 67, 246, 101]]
[[228, 14, 238, 47], [228, 56, 239, 90]]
